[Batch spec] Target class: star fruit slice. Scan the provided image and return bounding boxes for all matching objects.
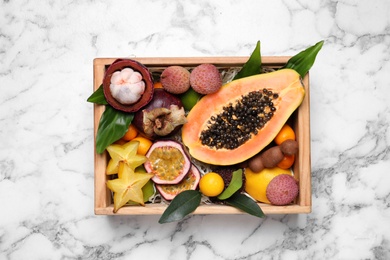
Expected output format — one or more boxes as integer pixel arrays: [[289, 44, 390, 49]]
[[106, 140, 147, 175], [107, 163, 153, 212]]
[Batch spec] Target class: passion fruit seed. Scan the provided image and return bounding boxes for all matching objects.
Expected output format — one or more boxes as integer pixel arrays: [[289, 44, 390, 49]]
[[160, 173, 196, 194], [156, 165, 200, 200], [149, 146, 185, 181], [200, 89, 279, 150], [145, 140, 192, 185]]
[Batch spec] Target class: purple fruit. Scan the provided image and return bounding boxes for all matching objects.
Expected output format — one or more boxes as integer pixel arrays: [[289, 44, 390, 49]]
[[133, 89, 187, 139]]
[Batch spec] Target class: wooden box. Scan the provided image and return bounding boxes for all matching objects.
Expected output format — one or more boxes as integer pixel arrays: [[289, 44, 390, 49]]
[[93, 57, 311, 215]]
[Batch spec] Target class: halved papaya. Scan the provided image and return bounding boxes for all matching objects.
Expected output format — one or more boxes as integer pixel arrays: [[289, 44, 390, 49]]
[[181, 69, 305, 165]]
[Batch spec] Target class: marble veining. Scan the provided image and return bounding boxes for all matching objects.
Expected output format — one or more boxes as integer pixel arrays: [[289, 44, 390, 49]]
[[1, 0, 390, 259]]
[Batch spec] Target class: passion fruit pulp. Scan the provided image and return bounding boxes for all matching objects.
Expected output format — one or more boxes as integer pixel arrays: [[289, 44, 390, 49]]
[[144, 140, 191, 184], [156, 165, 201, 200]]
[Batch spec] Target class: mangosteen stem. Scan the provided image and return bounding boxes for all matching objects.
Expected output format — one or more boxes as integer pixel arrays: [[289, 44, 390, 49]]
[[155, 118, 163, 129]]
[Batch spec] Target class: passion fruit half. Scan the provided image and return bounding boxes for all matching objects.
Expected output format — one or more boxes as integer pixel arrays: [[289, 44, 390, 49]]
[[156, 165, 201, 200], [103, 59, 154, 112], [144, 140, 191, 184]]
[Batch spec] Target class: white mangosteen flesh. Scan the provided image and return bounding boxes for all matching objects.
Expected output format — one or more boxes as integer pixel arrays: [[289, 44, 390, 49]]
[[110, 68, 145, 105]]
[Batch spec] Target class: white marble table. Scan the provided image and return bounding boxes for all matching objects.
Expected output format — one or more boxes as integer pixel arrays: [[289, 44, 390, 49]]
[[1, 0, 389, 259]]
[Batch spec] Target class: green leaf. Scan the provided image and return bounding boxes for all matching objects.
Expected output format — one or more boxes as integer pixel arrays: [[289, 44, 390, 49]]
[[225, 193, 265, 218], [217, 169, 243, 200], [95, 106, 133, 154], [159, 190, 201, 224], [283, 40, 324, 78], [87, 85, 108, 105], [233, 41, 262, 80]]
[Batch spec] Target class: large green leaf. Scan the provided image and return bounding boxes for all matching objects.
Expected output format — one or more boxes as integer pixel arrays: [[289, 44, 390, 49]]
[[95, 106, 133, 154], [217, 169, 243, 200], [87, 85, 108, 105], [159, 190, 202, 224], [233, 41, 262, 80], [225, 193, 265, 218], [283, 40, 324, 78]]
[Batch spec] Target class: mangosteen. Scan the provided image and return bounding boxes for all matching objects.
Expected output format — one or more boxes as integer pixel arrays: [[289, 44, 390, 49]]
[[133, 89, 187, 139], [103, 59, 154, 112]]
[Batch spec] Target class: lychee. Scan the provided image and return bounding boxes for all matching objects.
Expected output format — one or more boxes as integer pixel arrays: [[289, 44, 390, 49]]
[[266, 174, 299, 205], [190, 64, 222, 94], [160, 66, 190, 94]]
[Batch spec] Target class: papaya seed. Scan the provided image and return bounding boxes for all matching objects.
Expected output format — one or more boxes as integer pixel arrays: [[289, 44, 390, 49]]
[[199, 90, 278, 150]]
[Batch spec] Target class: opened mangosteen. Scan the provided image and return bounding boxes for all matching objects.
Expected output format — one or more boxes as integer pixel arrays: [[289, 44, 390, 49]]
[[133, 88, 187, 139], [103, 59, 154, 112]]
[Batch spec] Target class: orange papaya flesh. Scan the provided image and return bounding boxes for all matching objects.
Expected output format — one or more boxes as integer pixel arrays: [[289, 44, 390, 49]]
[[181, 69, 305, 165]]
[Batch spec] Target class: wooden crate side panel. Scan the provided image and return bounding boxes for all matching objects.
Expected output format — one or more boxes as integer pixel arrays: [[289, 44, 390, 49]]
[[292, 73, 311, 210], [92, 56, 291, 69], [95, 203, 311, 216], [93, 59, 111, 210], [300, 74, 312, 209]]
